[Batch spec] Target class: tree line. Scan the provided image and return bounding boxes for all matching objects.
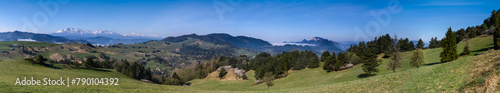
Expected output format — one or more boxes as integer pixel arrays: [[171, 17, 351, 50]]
[[251, 50, 318, 80], [345, 34, 427, 75]]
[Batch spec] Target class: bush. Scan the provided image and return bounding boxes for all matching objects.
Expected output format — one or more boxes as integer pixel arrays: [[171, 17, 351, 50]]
[[24, 55, 47, 65], [162, 77, 182, 85], [219, 68, 227, 79], [410, 49, 425, 68], [263, 72, 274, 88]]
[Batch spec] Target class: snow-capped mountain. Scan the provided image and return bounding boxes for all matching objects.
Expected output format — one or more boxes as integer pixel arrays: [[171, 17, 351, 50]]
[[52, 28, 124, 39], [52, 28, 161, 39], [51, 28, 162, 44], [124, 33, 161, 38]]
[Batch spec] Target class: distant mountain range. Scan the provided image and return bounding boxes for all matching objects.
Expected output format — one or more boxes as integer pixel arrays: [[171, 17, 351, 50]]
[[283, 37, 347, 51], [0, 29, 346, 55], [51, 28, 161, 39], [162, 34, 346, 55], [51, 28, 162, 44], [51, 28, 124, 39], [0, 31, 88, 43]]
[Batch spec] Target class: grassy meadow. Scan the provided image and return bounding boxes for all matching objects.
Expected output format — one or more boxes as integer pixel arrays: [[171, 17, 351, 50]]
[[0, 35, 496, 92]]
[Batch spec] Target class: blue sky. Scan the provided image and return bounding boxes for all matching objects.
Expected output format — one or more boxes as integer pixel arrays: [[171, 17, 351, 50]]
[[0, 0, 498, 43]]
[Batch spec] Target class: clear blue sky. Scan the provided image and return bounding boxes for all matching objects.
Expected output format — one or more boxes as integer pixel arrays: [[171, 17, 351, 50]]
[[0, 0, 498, 43]]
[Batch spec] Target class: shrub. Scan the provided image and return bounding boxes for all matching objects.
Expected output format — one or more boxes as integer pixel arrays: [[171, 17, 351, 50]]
[[263, 72, 274, 88], [218, 68, 227, 79], [25, 55, 47, 65]]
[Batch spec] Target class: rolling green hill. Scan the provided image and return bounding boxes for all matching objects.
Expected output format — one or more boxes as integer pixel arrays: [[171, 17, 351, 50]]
[[0, 35, 495, 92], [0, 37, 258, 72]]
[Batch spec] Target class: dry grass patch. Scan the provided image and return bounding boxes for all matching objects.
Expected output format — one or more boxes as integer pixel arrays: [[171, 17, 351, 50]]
[[462, 50, 500, 92]]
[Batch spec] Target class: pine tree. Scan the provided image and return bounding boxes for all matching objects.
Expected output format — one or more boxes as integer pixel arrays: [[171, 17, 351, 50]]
[[335, 52, 348, 71], [456, 28, 466, 42], [440, 27, 459, 63], [410, 48, 425, 68], [408, 41, 415, 51], [429, 37, 441, 48], [361, 50, 380, 75], [348, 52, 361, 65], [495, 23, 500, 50], [307, 56, 320, 68], [461, 34, 472, 55], [323, 51, 336, 72], [493, 10, 500, 50], [360, 42, 381, 75], [34, 55, 47, 65], [84, 57, 94, 68], [320, 51, 330, 62], [417, 39, 424, 49]]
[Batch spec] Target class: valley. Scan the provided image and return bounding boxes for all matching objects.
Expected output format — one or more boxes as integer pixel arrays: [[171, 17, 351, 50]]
[[0, 35, 496, 92], [1, 1, 499, 92]]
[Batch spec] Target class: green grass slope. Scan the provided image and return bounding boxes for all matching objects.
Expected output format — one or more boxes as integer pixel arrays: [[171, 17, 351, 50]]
[[187, 35, 494, 92], [0, 41, 59, 51], [0, 35, 494, 92]]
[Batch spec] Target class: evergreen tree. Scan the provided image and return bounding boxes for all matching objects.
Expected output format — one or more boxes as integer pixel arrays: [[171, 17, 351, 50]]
[[323, 51, 336, 72], [359, 42, 381, 76], [440, 27, 459, 63], [417, 39, 425, 49], [361, 49, 380, 76], [410, 48, 425, 68], [493, 10, 500, 50], [456, 28, 466, 43], [33, 55, 47, 65], [461, 34, 472, 55], [335, 52, 348, 71], [398, 38, 412, 51], [429, 37, 441, 48], [378, 34, 393, 54], [84, 57, 94, 68], [320, 51, 330, 62], [495, 23, 500, 50], [307, 56, 320, 68], [408, 40, 415, 51], [388, 34, 402, 73], [348, 53, 361, 65]]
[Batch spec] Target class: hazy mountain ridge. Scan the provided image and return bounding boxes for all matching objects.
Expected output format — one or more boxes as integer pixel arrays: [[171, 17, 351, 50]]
[[162, 33, 272, 50], [284, 37, 347, 51], [51, 28, 162, 44], [0, 31, 88, 43], [162, 33, 346, 55]]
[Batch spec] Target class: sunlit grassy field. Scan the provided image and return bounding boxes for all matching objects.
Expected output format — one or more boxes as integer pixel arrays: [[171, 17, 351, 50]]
[[0, 35, 494, 92]]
